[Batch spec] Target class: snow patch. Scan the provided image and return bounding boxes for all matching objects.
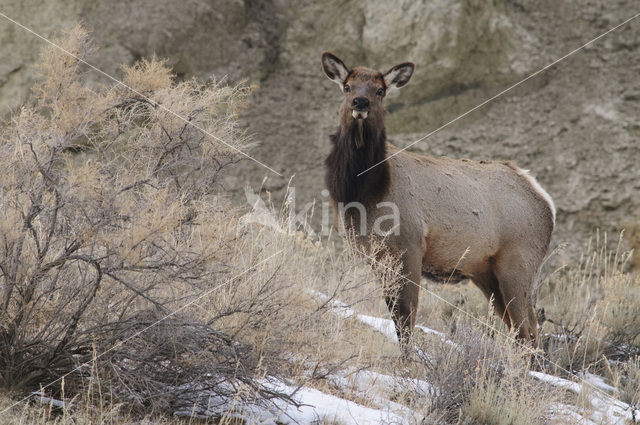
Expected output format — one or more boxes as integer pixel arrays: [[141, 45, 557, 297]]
[[550, 403, 599, 425], [311, 289, 459, 349], [581, 372, 620, 394], [329, 367, 437, 401], [168, 290, 637, 424], [262, 378, 414, 425], [530, 371, 640, 424]]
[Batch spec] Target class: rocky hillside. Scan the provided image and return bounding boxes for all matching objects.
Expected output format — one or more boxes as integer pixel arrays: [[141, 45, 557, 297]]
[[1, 0, 639, 266]]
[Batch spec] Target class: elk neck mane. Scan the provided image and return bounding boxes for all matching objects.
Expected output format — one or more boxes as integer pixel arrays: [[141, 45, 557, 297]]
[[325, 116, 391, 206]]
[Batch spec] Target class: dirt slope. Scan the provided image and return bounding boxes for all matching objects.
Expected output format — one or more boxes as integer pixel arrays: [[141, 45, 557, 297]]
[[1, 0, 638, 265]]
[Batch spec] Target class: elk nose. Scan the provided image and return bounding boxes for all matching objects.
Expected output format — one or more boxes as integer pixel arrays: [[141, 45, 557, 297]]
[[353, 97, 369, 111]]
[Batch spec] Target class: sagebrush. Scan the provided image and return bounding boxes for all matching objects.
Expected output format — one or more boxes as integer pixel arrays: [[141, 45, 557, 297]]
[[0, 26, 384, 418]]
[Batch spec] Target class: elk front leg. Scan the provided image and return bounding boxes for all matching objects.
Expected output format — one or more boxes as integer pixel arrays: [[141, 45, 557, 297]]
[[385, 254, 421, 356]]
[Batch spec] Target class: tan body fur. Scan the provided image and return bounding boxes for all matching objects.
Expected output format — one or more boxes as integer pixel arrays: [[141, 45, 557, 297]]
[[368, 146, 553, 340], [321, 52, 555, 351]]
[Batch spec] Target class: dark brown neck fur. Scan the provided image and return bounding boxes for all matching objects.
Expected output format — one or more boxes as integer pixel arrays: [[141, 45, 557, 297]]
[[325, 117, 390, 206]]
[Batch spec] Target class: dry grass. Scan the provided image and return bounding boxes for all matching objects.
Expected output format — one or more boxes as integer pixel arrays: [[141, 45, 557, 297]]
[[408, 314, 561, 425], [0, 391, 198, 425], [2, 25, 640, 425], [538, 233, 640, 375], [409, 232, 640, 424]]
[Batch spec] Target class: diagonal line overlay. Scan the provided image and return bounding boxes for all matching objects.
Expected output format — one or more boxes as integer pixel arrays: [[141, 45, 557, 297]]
[[1, 5, 638, 420], [0, 11, 283, 177], [358, 11, 640, 176]]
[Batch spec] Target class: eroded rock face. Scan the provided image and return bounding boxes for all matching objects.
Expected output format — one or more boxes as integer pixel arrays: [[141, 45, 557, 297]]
[[1, 0, 638, 265], [0, 0, 84, 114], [0, 0, 285, 110]]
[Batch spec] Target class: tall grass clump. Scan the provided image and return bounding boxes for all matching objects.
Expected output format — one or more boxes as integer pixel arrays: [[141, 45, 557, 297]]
[[0, 25, 384, 419], [414, 312, 560, 425], [539, 233, 640, 374]]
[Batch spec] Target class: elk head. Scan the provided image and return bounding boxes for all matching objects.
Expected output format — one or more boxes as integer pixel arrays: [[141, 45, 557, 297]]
[[321, 52, 415, 124]]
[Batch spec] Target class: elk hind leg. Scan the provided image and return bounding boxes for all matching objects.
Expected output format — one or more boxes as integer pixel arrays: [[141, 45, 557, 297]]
[[493, 252, 539, 344], [473, 270, 508, 326]]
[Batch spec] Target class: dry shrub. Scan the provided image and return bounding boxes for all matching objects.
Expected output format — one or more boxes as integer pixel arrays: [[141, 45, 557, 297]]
[[0, 25, 390, 420], [0, 22, 253, 402], [0, 24, 250, 415]]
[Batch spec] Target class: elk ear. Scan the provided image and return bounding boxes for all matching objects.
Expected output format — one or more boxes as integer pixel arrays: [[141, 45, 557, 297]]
[[383, 62, 415, 90], [321, 52, 350, 85]]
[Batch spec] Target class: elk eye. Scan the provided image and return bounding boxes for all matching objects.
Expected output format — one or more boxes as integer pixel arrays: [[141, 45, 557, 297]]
[[343, 84, 350, 93], [377, 88, 384, 96]]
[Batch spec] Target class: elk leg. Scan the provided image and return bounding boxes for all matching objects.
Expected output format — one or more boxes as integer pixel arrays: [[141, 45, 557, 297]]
[[473, 271, 508, 324], [385, 254, 421, 355], [493, 254, 539, 344]]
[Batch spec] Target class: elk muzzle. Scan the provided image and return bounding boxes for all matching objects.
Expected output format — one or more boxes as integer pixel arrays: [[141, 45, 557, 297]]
[[352, 96, 369, 119]]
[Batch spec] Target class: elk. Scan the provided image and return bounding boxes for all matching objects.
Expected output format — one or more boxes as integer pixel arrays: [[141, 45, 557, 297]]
[[321, 52, 555, 353]]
